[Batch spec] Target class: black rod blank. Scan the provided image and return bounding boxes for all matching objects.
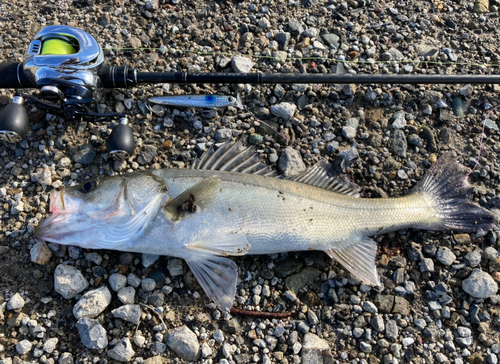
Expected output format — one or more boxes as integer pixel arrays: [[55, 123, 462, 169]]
[[135, 71, 500, 85]]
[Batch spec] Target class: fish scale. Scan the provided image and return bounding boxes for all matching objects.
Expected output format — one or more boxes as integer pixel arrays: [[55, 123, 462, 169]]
[[35, 140, 498, 311]]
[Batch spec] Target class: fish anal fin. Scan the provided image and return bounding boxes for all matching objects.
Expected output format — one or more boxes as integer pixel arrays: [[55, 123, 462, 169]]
[[165, 176, 221, 220], [287, 160, 361, 196], [187, 235, 250, 257], [185, 253, 238, 312], [325, 237, 380, 286]]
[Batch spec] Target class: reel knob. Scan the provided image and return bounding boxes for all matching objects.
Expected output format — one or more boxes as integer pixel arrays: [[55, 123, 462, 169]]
[[0, 96, 29, 143], [107, 117, 135, 160]]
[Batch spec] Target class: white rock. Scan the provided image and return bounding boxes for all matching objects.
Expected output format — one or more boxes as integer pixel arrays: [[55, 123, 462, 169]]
[[43, 338, 58, 353], [16, 340, 32, 355], [111, 304, 142, 325], [232, 56, 254, 73], [270, 102, 296, 120], [462, 269, 498, 298], [107, 337, 135, 362], [436, 247, 456, 266], [73, 286, 112, 319], [109, 273, 127, 292], [117, 286, 136, 304], [54, 264, 89, 299], [7, 293, 25, 310]]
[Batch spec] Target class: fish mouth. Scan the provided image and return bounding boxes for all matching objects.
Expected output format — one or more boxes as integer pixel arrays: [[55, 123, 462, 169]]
[[35, 189, 85, 244], [34, 212, 79, 244]]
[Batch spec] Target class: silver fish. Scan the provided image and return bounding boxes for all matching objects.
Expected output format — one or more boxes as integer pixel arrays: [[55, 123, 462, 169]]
[[148, 94, 242, 109], [35, 140, 497, 311]]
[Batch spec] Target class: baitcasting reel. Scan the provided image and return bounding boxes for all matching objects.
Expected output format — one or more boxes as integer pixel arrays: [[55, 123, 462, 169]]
[[0, 25, 135, 160]]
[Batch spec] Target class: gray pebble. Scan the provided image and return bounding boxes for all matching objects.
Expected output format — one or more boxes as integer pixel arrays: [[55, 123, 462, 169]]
[[141, 278, 156, 292], [167, 259, 185, 277], [43, 338, 58, 353], [72, 144, 96, 165], [301, 333, 333, 363], [142, 253, 160, 268], [341, 126, 356, 139], [420, 258, 435, 272], [73, 286, 112, 319], [127, 273, 141, 288], [59, 352, 74, 364], [7, 293, 24, 310], [16, 339, 32, 355], [232, 56, 254, 73], [213, 329, 225, 343], [76, 318, 108, 349], [436, 247, 456, 266], [484, 247, 498, 260], [107, 337, 135, 362], [54, 264, 89, 299], [338, 146, 359, 165], [215, 128, 233, 141], [165, 325, 200, 361], [465, 249, 482, 267], [111, 304, 142, 325], [278, 147, 306, 177], [109, 273, 127, 292], [270, 102, 297, 120], [385, 320, 398, 340], [388, 130, 407, 157], [462, 269, 498, 298], [118, 287, 136, 304]]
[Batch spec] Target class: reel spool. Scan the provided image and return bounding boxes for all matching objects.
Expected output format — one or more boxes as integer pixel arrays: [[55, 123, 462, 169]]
[[23, 25, 104, 102]]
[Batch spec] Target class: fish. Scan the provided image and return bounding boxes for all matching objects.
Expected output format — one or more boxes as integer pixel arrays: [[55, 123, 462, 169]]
[[148, 94, 243, 109], [35, 140, 498, 311]]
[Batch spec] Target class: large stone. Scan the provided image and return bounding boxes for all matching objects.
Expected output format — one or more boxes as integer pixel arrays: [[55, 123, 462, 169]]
[[54, 264, 89, 299], [165, 325, 200, 361]]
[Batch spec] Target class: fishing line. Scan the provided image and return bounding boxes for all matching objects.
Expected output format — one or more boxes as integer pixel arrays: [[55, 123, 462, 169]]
[[107, 47, 500, 68], [467, 104, 500, 177], [41, 39, 77, 55]]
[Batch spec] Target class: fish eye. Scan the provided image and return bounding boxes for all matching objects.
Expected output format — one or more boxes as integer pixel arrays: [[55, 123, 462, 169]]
[[228, 96, 235, 102], [81, 179, 98, 193]]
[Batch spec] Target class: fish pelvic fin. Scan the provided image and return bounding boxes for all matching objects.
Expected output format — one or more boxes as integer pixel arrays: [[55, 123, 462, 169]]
[[184, 235, 250, 311], [325, 237, 380, 286], [412, 153, 498, 232]]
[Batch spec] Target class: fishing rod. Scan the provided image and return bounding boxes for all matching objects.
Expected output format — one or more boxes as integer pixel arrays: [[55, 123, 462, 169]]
[[1, 25, 499, 159]]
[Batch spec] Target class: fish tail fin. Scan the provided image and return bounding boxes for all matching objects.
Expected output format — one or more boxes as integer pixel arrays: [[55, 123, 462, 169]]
[[412, 154, 498, 232]]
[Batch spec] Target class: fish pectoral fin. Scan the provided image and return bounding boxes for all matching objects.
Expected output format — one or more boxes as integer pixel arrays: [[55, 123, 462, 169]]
[[187, 235, 250, 257], [185, 253, 238, 312], [325, 237, 381, 286], [165, 176, 221, 220]]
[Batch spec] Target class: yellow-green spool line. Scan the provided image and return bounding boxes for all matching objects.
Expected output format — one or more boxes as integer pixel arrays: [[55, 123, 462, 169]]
[[41, 39, 77, 55]]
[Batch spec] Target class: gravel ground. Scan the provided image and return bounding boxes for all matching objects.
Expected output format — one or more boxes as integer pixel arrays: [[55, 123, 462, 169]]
[[1, 0, 500, 363]]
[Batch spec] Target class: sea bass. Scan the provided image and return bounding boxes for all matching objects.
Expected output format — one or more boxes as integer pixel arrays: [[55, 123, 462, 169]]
[[35, 141, 497, 311]]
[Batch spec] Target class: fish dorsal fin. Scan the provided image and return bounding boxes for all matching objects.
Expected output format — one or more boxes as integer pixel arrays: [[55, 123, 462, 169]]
[[191, 139, 277, 177], [287, 160, 361, 197]]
